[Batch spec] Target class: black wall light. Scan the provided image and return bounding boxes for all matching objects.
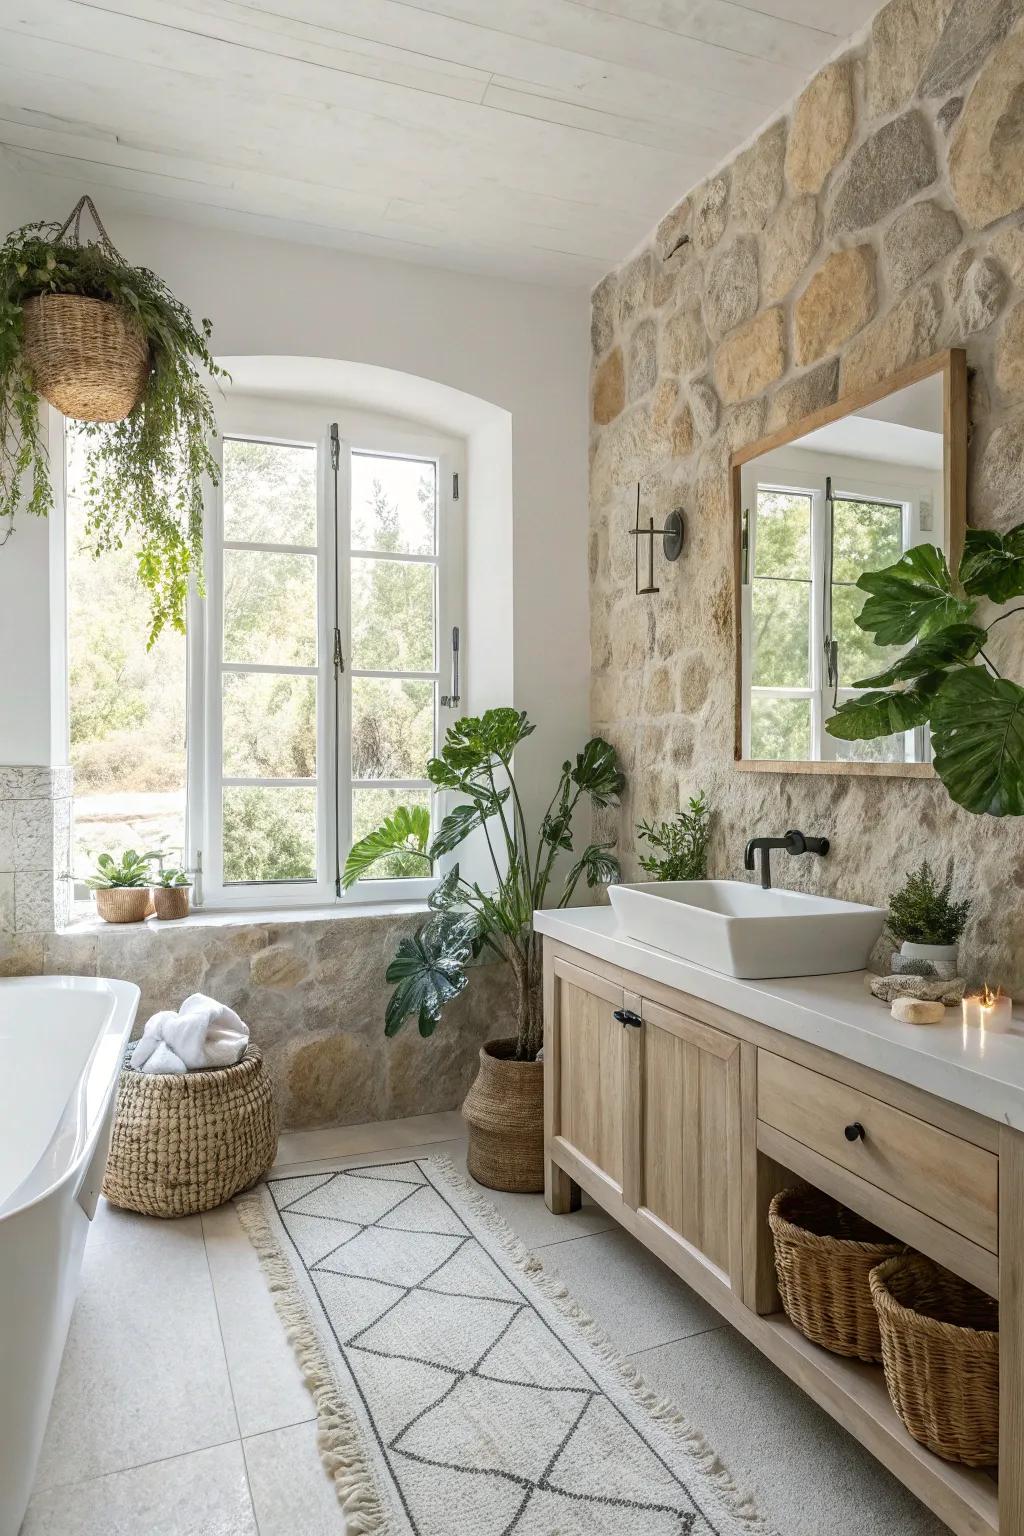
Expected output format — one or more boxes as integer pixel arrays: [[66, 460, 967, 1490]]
[[629, 482, 684, 595]]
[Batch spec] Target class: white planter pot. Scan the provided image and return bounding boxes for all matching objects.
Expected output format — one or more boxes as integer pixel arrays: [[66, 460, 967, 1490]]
[[892, 940, 959, 980]]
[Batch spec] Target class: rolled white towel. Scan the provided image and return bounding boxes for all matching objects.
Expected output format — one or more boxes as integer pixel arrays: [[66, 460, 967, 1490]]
[[131, 1010, 186, 1073], [130, 995, 249, 1074]]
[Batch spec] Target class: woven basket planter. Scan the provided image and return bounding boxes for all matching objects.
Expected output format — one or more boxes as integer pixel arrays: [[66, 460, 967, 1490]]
[[153, 885, 191, 920], [95, 886, 152, 924], [463, 1038, 544, 1194], [769, 1187, 904, 1362], [22, 293, 150, 422], [102, 1045, 278, 1218], [870, 1254, 999, 1466]]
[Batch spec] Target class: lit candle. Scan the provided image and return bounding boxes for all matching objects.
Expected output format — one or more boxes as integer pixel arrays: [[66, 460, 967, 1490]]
[[962, 985, 1013, 1034]]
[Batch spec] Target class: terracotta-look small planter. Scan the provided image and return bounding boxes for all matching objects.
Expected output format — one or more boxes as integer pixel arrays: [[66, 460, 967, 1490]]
[[94, 886, 151, 923], [153, 885, 191, 920], [462, 1037, 544, 1193]]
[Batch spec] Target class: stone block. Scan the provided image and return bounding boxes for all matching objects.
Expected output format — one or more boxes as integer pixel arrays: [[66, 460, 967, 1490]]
[[921, 0, 1019, 96], [618, 252, 653, 326], [840, 284, 943, 393], [785, 61, 855, 195], [828, 111, 938, 234], [766, 359, 840, 433], [794, 246, 877, 365], [884, 200, 962, 292], [957, 253, 1007, 332], [702, 237, 758, 341], [996, 299, 1024, 392], [732, 120, 786, 230], [949, 29, 1024, 228], [592, 347, 625, 425], [762, 196, 821, 304], [628, 317, 659, 400], [867, 0, 946, 116], [693, 176, 730, 252], [662, 307, 707, 378], [714, 308, 786, 403], [591, 273, 617, 356]]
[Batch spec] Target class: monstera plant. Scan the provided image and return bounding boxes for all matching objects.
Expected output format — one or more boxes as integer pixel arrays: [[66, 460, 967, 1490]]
[[825, 526, 1024, 814]]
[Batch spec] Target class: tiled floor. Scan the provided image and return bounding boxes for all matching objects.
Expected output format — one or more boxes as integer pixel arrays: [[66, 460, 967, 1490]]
[[24, 1111, 949, 1536]]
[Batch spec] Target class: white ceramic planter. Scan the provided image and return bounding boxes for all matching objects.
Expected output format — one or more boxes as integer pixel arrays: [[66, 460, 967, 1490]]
[[892, 940, 959, 980]]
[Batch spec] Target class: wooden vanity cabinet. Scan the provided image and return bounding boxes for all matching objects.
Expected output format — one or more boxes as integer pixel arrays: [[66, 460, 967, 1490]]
[[542, 936, 1022, 1536]]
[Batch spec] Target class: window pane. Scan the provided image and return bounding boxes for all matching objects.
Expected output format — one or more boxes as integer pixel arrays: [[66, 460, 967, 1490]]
[[751, 580, 810, 687], [223, 438, 317, 546], [223, 673, 316, 779], [750, 696, 811, 761], [831, 729, 908, 765], [66, 428, 186, 872], [350, 558, 434, 672], [224, 550, 317, 667], [352, 787, 431, 880], [754, 490, 811, 578], [352, 678, 434, 780], [351, 452, 435, 555], [832, 498, 903, 583], [223, 786, 316, 882]]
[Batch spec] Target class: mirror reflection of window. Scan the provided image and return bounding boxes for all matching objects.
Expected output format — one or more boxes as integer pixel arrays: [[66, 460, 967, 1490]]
[[749, 490, 812, 762]]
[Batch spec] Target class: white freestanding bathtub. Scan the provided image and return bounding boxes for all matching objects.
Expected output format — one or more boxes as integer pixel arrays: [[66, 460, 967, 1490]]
[[0, 975, 139, 1536]]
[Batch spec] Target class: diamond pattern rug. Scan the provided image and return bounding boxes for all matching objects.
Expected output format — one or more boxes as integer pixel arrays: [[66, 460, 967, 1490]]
[[238, 1157, 776, 1536]]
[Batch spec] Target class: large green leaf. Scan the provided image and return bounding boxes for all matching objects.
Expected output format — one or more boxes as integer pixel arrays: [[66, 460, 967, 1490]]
[[930, 667, 1024, 816], [571, 737, 625, 806], [825, 673, 944, 741], [959, 523, 1024, 603], [384, 912, 480, 1037], [853, 624, 986, 688], [427, 864, 463, 912], [341, 805, 431, 889], [432, 709, 535, 774], [855, 545, 975, 646], [570, 841, 621, 889], [428, 791, 509, 858]]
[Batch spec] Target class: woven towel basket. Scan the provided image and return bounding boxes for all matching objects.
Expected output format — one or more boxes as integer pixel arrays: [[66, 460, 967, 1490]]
[[870, 1254, 999, 1466], [102, 1045, 278, 1218], [462, 1038, 544, 1194], [23, 294, 150, 422], [769, 1187, 904, 1362]]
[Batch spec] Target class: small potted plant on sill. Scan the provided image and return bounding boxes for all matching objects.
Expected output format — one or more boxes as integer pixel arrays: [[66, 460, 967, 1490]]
[[887, 859, 972, 979], [152, 867, 192, 921], [342, 708, 625, 1194], [86, 849, 156, 923]]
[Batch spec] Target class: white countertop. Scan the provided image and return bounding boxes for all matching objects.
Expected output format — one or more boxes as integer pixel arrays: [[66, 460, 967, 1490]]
[[535, 906, 1024, 1132]]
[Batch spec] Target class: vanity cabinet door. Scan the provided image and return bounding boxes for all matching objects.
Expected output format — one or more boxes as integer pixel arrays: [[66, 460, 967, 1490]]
[[547, 957, 628, 1196], [632, 998, 743, 1289]]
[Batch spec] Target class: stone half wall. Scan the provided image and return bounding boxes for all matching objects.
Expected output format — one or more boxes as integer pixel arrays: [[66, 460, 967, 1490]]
[[589, 0, 1024, 991]]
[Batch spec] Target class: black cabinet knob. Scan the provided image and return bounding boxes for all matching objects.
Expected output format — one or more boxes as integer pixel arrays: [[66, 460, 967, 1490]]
[[844, 1121, 866, 1143], [613, 1008, 642, 1028]]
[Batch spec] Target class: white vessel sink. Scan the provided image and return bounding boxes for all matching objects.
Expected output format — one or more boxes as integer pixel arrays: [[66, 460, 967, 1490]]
[[607, 880, 885, 980]]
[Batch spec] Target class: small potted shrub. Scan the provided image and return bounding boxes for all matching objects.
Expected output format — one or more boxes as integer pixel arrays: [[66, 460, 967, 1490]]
[[87, 849, 155, 923], [152, 867, 192, 920], [636, 791, 711, 880], [887, 859, 971, 979]]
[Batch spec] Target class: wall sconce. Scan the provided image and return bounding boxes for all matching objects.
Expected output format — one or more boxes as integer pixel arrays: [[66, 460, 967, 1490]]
[[629, 482, 684, 595]]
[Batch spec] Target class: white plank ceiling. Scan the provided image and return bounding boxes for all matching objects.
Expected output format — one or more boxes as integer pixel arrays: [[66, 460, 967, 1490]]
[[0, 0, 879, 286]]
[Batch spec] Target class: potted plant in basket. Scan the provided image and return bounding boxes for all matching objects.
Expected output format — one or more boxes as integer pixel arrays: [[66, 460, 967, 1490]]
[[342, 708, 626, 1193], [0, 195, 226, 645], [152, 866, 192, 921], [86, 849, 156, 924], [887, 860, 972, 978]]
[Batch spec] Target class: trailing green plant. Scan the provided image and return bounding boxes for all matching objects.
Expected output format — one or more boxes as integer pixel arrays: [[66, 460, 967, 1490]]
[[636, 792, 711, 881], [85, 849, 156, 889], [341, 707, 625, 1060], [886, 859, 972, 947], [153, 866, 191, 889], [0, 207, 226, 645], [825, 530, 1024, 815]]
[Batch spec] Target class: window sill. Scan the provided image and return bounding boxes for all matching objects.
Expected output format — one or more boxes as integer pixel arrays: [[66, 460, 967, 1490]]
[[63, 898, 431, 936]]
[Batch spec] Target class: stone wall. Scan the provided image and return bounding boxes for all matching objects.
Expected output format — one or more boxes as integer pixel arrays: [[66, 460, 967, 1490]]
[[589, 0, 1024, 991], [0, 767, 72, 935]]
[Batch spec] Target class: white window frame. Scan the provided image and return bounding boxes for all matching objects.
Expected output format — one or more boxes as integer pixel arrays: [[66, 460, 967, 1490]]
[[189, 396, 465, 909]]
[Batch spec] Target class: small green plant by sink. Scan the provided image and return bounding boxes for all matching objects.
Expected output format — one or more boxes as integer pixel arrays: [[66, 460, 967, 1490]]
[[636, 791, 711, 881], [886, 859, 972, 947]]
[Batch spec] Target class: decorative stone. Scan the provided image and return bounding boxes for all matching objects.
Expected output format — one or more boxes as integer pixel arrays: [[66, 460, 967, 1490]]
[[714, 307, 786, 403], [591, 273, 617, 357], [891, 996, 948, 1024], [662, 306, 706, 377], [656, 198, 690, 261], [766, 360, 840, 432], [785, 61, 854, 195], [702, 237, 758, 340], [669, 404, 695, 457], [762, 196, 821, 304], [618, 252, 653, 326], [921, 0, 1018, 96], [689, 377, 720, 438], [651, 377, 678, 432], [592, 346, 625, 425], [732, 120, 786, 230], [840, 284, 943, 393], [828, 111, 938, 234], [937, 96, 964, 133], [996, 300, 1024, 392], [950, 30, 1024, 228], [973, 411, 1024, 519], [867, 0, 945, 117], [991, 223, 1024, 283], [867, 972, 968, 1004], [693, 176, 729, 252], [957, 253, 1007, 333], [946, 246, 974, 302], [628, 318, 658, 400], [793, 246, 877, 365], [884, 200, 962, 292]]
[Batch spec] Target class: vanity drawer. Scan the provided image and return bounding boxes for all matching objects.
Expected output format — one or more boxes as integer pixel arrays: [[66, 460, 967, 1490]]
[[757, 1052, 998, 1254]]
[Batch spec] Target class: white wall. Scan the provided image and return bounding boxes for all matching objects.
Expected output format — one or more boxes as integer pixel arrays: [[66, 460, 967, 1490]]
[[0, 166, 591, 830]]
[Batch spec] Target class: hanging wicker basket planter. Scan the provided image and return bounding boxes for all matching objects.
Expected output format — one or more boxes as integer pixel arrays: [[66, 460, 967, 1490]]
[[22, 292, 150, 422]]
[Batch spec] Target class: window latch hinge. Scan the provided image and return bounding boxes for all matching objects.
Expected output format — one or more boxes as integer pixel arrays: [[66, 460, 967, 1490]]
[[333, 627, 345, 675], [452, 471, 459, 500]]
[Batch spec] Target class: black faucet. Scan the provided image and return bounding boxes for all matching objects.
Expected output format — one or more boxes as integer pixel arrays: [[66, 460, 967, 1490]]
[[744, 829, 830, 890]]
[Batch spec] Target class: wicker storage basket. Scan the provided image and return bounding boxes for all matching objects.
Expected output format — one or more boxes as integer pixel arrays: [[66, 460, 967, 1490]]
[[769, 1187, 904, 1362], [462, 1038, 544, 1193], [870, 1254, 999, 1466], [95, 886, 152, 923], [22, 293, 150, 422], [153, 885, 190, 920], [102, 1045, 278, 1218]]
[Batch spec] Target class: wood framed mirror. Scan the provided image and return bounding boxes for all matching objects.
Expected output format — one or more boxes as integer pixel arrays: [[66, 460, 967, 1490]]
[[731, 348, 967, 778]]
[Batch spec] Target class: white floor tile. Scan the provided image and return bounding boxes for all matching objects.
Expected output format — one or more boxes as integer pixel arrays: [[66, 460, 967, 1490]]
[[22, 1441, 257, 1536], [243, 1421, 346, 1534], [32, 1201, 238, 1490], [274, 1111, 466, 1168]]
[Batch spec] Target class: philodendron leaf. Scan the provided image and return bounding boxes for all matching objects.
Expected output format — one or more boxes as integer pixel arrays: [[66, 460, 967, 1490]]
[[853, 624, 986, 688], [575, 842, 621, 888], [571, 737, 625, 806], [341, 804, 431, 888], [825, 673, 945, 741], [960, 523, 1024, 603], [433, 709, 535, 774], [384, 912, 480, 1037], [855, 544, 975, 646], [930, 666, 1024, 816], [427, 865, 463, 912], [428, 792, 509, 859]]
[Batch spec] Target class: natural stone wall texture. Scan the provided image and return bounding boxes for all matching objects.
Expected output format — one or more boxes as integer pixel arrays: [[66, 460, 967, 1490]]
[[589, 0, 1024, 994], [0, 913, 512, 1130], [0, 766, 72, 935]]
